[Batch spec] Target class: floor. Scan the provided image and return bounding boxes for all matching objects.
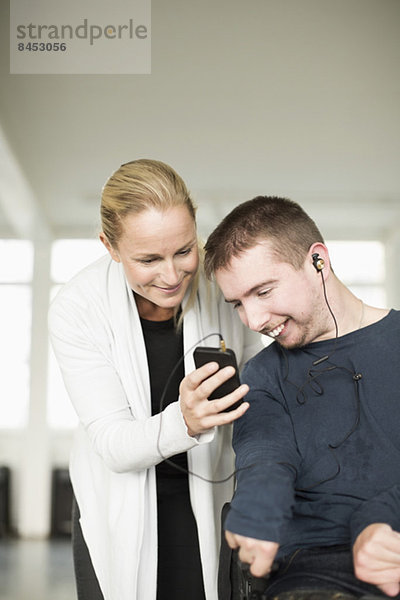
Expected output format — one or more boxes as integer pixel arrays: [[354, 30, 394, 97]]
[[0, 537, 76, 600]]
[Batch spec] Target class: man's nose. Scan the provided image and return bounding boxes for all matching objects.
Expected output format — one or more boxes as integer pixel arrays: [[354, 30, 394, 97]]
[[243, 304, 271, 333]]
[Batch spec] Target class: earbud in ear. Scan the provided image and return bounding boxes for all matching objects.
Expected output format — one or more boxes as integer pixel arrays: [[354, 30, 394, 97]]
[[312, 253, 325, 272]]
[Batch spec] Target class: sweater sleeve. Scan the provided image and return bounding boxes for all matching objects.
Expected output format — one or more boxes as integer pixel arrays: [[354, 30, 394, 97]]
[[48, 293, 205, 474], [350, 484, 400, 545], [224, 358, 300, 543]]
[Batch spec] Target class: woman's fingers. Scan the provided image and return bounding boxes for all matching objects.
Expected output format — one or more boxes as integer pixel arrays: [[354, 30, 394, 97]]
[[181, 361, 221, 392], [180, 364, 250, 435], [182, 363, 237, 395]]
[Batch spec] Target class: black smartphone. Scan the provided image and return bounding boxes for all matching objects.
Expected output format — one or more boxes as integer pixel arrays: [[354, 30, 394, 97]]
[[193, 346, 242, 411]]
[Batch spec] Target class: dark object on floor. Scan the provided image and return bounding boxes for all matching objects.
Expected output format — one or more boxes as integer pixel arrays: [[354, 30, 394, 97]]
[[0, 466, 11, 537]]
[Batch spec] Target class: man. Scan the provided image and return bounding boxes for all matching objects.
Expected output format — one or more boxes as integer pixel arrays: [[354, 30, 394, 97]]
[[204, 196, 400, 599]]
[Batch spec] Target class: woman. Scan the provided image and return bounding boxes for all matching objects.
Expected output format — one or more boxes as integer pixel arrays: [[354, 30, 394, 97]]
[[49, 159, 261, 600]]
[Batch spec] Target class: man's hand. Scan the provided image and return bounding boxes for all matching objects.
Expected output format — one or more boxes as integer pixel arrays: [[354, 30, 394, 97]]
[[179, 362, 249, 436], [353, 523, 400, 597], [225, 530, 279, 578]]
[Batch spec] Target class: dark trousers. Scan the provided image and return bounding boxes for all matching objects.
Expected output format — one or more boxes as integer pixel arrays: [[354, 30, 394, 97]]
[[219, 534, 399, 599], [72, 478, 206, 600], [263, 544, 393, 599], [72, 498, 104, 600], [156, 476, 206, 600]]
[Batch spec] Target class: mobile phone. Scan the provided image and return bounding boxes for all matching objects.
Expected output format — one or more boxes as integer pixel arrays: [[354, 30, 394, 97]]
[[193, 346, 242, 411]]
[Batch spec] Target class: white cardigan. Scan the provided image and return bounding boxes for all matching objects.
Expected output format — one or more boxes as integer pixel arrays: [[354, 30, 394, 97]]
[[49, 255, 261, 600]]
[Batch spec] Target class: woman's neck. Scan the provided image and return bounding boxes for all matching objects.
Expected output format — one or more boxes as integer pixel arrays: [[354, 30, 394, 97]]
[[134, 293, 175, 321]]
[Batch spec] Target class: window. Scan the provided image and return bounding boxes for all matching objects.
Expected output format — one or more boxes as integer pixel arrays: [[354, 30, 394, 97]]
[[0, 240, 33, 428], [47, 239, 106, 429], [50, 239, 107, 284], [327, 241, 386, 308]]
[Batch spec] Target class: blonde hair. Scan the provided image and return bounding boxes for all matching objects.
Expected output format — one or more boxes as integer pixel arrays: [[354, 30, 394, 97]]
[[101, 158, 196, 245], [101, 159, 201, 321]]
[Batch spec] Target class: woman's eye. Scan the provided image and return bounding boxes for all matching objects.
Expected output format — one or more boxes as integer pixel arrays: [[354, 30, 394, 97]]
[[139, 257, 157, 265], [177, 247, 192, 256], [258, 289, 271, 298]]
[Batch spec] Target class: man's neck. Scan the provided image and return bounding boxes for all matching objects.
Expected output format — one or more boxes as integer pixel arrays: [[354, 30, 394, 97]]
[[325, 279, 389, 337]]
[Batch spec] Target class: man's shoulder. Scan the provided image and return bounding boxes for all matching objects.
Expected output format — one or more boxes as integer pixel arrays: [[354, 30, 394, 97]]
[[363, 307, 400, 336], [365, 306, 396, 327]]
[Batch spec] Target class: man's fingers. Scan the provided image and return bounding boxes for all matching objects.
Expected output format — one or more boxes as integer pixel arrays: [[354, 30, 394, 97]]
[[225, 530, 239, 549], [249, 556, 272, 578], [226, 532, 279, 578], [354, 524, 400, 587], [378, 581, 400, 597]]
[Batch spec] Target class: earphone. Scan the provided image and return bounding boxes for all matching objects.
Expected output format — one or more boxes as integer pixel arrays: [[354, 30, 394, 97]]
[[311, 252, 336, 364], [312, 252, 325, 272]]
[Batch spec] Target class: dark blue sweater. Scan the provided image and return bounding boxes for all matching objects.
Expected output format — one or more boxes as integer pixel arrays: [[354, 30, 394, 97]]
[[226, 310, 400, 558]]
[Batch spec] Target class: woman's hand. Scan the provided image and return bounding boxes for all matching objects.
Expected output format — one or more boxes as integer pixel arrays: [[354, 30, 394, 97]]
[[353, 523, 400, 597], [179, 362, 249, 436]]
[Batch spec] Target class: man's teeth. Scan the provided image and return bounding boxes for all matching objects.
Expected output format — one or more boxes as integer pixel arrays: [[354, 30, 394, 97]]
[[269, 323, 285, 338]]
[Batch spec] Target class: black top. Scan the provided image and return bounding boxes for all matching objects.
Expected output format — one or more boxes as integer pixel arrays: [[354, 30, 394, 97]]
[[140, 314, 188, 479]]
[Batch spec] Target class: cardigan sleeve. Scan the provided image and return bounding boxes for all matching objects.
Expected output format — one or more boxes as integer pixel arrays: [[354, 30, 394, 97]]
[[49, 292, 205, 474]]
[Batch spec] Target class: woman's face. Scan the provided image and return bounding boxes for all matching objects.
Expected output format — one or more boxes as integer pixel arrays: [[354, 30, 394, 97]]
[[101, 205, 199, 318]]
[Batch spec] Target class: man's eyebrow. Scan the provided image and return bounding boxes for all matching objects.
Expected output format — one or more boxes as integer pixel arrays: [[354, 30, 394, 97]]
[[223, 279, 277, 303]]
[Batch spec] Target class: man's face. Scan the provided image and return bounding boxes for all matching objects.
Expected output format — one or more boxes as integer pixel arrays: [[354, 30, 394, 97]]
[[215, 242, 331, 349]]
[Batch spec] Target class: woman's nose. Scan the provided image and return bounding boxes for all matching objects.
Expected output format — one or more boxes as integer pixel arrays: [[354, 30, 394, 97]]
[[160, 260, 180, 285]]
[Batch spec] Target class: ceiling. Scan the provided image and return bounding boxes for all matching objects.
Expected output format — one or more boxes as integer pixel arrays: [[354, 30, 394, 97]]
[[1, 0, 400, 243]]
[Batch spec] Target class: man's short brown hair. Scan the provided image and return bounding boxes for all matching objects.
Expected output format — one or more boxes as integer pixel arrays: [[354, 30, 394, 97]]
[[204, 196, 324, 278]]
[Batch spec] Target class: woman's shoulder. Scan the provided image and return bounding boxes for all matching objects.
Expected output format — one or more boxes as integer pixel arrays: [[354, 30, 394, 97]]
[[49, 254, 119, 323], [55, 255, 113, 299]]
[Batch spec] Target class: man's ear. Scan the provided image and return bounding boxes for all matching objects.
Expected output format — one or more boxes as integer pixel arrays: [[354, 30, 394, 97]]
[[308, 243, 331, 277], [99, 232, 120, 263]]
